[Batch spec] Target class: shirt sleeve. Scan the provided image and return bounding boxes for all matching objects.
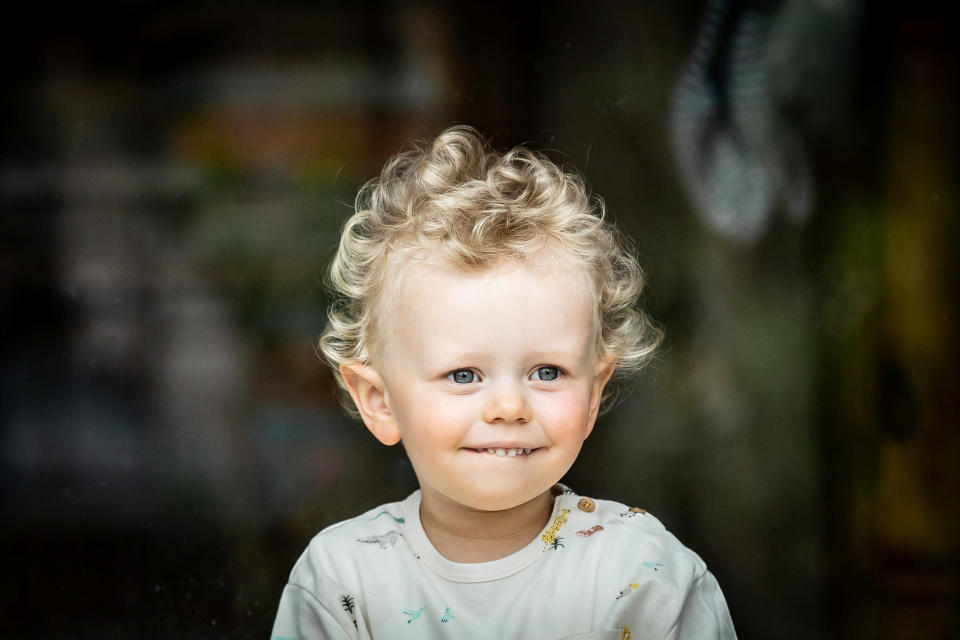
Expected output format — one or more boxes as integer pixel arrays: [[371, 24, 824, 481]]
[[270, 581, 359, 640], [668, 570, 737, 640]]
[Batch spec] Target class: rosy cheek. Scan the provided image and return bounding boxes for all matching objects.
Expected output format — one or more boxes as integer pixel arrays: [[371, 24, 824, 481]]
[[535, 396, 590, 430], [411, 399, 472, 438]]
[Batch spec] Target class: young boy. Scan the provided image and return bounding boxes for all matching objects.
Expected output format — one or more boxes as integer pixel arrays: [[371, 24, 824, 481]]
[[271, 126, 736, 639]]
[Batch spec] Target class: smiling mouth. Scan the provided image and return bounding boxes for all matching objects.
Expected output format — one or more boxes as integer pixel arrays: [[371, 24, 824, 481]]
[[469, 447, 537, 457]]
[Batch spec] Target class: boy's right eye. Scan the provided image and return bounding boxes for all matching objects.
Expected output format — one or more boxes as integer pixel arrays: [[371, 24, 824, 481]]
[[448, 369, 477, 384]]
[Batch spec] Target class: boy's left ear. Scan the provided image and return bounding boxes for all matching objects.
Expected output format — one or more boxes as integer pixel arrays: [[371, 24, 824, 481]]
[[586, 356, 617, 434]]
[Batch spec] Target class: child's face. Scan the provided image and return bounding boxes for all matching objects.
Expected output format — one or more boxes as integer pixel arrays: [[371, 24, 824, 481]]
[[345, 256, 614, 513]]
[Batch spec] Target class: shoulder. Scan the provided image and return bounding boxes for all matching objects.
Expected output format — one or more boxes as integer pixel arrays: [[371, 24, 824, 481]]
[[554, 492, 735, 636], [315, 498, 411, 548], [288, 494, 415, 594], [557, 492, 709, 592]]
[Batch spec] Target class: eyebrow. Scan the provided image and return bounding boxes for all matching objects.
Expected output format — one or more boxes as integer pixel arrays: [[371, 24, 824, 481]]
[[424, 347, 589, 371], [421, 352, 487, 370], [526, 345, 588, 358]]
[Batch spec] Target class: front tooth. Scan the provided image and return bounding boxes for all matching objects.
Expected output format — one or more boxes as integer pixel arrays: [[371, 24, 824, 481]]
[[487, 448, 495, 454], [507, 448, 517, 457], [495, 448, 506, 456], [524, 448, 531, 454]]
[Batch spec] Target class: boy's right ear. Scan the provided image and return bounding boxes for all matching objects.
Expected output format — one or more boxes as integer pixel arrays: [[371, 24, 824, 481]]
[[339, 362, 402, 446]]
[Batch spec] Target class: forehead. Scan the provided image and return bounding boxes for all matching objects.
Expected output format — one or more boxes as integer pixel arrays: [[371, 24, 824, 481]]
[[374, 253, 599, 360], [386, 249, 596, 315], [387, 246, 593, 297]]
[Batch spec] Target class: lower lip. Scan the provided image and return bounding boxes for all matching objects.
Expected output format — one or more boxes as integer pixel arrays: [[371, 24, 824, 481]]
[[465, 448, 538, 457]]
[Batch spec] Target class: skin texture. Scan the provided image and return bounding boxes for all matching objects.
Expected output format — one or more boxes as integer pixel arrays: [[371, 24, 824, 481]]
[[340, 257, 614, 561]]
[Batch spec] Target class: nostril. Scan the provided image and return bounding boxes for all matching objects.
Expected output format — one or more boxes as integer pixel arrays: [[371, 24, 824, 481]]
[[482, 391, 533, 424]]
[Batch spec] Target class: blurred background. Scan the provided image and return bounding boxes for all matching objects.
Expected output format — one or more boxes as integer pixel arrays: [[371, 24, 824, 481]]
[[1, 1, 957, 638]]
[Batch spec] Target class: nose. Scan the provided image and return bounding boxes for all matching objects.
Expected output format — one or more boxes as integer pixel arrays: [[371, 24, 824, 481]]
[[482, 382, 532, 424]]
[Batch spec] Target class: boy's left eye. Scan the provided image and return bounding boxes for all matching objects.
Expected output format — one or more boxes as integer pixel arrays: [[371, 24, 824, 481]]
[[531, 366, 560, 381], [448, 369, 477, 384]]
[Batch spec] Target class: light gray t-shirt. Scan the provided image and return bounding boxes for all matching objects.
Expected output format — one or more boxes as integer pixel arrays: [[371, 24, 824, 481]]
[[271, 488, 736, 639]]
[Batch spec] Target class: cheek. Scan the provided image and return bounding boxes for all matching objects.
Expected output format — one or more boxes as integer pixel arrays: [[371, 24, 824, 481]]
[[533, 391, 592, 434], [397, 393, 475, 444]]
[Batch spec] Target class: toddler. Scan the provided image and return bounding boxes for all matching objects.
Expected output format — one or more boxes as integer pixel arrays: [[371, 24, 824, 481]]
[[271, 126, 736, 639]]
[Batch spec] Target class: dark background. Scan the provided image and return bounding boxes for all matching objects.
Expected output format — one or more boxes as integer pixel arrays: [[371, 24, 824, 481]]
[[2, 1, 958, 638]]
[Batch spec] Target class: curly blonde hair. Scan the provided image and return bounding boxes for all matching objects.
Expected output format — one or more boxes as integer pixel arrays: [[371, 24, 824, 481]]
[[320, 125, 661, 413]]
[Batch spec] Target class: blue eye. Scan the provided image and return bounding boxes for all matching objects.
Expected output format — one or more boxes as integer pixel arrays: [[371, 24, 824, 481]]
[[449, 369, 477, 384], [532, 366, 560, 381]]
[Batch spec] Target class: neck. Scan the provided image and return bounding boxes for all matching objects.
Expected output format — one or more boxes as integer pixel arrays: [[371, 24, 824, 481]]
[[418, 489, 555, 563]]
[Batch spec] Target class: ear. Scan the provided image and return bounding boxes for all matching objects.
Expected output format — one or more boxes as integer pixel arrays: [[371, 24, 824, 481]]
[[584, 356, 617, 438], [339, 362, 402, 446]]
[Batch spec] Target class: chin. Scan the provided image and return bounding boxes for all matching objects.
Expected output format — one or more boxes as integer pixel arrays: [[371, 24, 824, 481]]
[[458, 487, 550, 513]]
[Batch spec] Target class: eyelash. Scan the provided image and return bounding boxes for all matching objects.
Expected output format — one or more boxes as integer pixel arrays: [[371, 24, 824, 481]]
[[446, 366, 564, 384]]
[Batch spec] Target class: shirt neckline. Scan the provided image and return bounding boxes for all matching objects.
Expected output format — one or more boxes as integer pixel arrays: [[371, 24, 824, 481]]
[[401, 488, 573, 583]]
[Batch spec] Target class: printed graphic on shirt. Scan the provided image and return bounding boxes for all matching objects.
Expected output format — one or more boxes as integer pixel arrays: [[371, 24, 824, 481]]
[[620, 625, 632, 640], [615, 583, 640, 600], [440, 607, 455, 623], [357, 530, 403, 549], [368, 510, 405, 524], [402, 606, 426, 624], [541, 508, 570, 551], [642, 561, 664, 572], [549, 536, 565, 550], [340, 594, 358, 627], [619, 507, 647, 519], [577, 525, 604, 537]]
